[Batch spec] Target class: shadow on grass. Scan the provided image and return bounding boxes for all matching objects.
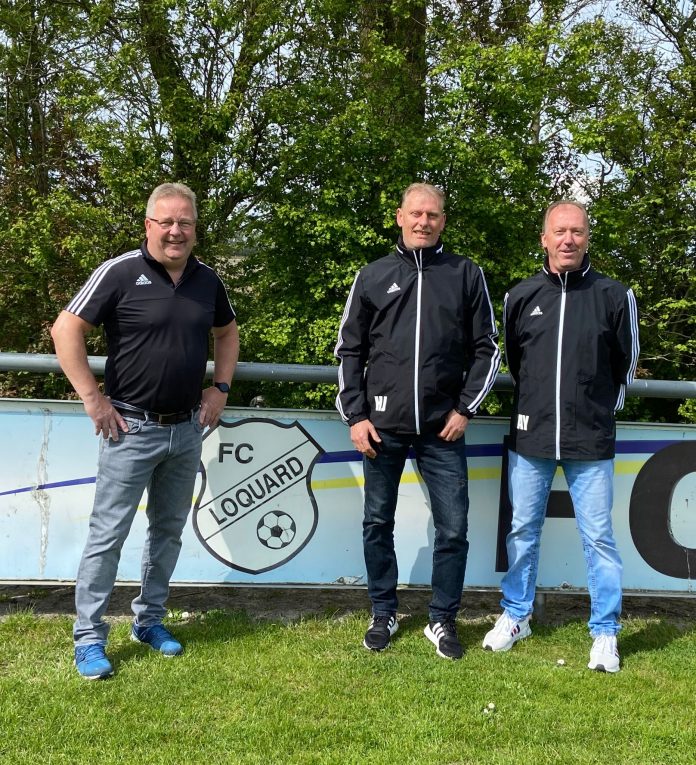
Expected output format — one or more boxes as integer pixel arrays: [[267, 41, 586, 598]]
[[619, 619, 695, 658], [106, 609, 263, 669]]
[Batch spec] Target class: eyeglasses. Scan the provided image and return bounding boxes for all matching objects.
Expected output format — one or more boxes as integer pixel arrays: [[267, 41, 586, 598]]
[[147, 217, 195, 231]]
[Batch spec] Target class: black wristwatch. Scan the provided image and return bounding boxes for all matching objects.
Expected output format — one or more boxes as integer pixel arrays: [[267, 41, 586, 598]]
[[214, 381, 230, 393]]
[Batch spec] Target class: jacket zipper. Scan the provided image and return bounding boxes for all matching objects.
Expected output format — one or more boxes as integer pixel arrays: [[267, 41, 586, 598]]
[[555, 273, 568, 459], [413, 250, 423, 434]]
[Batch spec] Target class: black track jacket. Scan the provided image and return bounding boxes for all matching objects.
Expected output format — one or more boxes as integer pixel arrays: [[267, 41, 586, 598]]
[[505, 255, 640, 460], [335, 237, 500, 435]]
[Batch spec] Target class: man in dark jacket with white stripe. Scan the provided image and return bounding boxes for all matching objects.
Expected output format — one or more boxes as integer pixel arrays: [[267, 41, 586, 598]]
[[482, 200, 639, 673], [335, 183, 500, 659]]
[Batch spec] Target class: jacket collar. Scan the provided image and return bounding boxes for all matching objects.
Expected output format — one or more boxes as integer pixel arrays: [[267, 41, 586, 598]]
[[542, 253, 591, 287], [395, 235, 444, 268]]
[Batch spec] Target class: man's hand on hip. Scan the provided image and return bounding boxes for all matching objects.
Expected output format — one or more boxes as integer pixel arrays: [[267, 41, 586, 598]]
[[199, 386, 228, 428], [84, 393, 128, 441]]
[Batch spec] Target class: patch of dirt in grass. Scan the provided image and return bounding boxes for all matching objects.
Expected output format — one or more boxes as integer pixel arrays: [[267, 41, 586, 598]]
[[2, 584, 696, 628]]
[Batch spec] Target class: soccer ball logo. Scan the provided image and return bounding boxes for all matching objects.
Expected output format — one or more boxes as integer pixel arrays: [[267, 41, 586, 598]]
[[257, 511, 297, 550]]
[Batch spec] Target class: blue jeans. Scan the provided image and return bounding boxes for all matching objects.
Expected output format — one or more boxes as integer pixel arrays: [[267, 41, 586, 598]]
[[74, 414, 203, 645], [362, 430, 469, 622], [501, 451, 622, 636]]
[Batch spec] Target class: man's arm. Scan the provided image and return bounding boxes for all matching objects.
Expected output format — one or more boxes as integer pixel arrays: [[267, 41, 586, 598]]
[[50, 310, 127, 440], [456, 265, 501, 417], [199, 319, 239, 428], [334, 271, 372, 425], [503, 291, 522, 385], [612, 288, 640, 412], [335, 272, 382, 456]]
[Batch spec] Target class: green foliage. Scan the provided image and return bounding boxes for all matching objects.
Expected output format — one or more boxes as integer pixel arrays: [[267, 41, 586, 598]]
[[1, 1, 694, 417]]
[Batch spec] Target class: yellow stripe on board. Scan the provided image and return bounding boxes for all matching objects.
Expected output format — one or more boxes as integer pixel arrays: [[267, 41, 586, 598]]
[[311, 467, 500, 491], [312, 460, 646, 492], [552, 460, 646, 478], [615, 459, 647, 475]]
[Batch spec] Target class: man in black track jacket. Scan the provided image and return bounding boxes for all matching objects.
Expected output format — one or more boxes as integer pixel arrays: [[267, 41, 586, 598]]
[[335, 183, 500, 659], [482, 200, 639, 674]]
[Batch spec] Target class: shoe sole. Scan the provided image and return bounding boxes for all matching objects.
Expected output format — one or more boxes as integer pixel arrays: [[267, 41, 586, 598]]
[[424, 625, 462, 660], [363, 639, 390, 652], [482, 623, 532, 652], [588, 662, 620, 673], [74, 661, 113, 680]]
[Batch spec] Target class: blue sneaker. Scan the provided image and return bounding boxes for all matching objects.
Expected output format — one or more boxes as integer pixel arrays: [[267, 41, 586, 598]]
[[131, 623, 183, 656], [74, 643, 114, 680]]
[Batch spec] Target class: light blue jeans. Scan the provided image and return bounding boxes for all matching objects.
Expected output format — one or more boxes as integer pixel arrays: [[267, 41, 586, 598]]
[[501, 451, 622, 636], [74, 413, 203, 645]]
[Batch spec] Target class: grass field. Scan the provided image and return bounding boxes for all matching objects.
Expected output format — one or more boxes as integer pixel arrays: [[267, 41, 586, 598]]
[[1, 598, 695, 765]]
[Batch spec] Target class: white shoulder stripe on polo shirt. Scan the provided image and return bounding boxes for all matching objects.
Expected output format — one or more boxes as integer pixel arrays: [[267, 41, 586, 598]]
[[197, 260, 236, 320], [67, 250, 141, 316]]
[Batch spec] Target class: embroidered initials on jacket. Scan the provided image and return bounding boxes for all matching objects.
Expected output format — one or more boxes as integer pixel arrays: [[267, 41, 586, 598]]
[[374, 396, 388, 412], [517, 414, 529, 431]]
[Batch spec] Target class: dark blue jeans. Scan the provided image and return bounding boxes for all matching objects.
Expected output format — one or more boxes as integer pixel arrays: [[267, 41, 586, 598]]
[[362, 429, 469, 622]]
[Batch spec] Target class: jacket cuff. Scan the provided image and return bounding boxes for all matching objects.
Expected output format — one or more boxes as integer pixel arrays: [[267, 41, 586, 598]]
[[347, 414, 369, 426], [454, 406, 475, 420]]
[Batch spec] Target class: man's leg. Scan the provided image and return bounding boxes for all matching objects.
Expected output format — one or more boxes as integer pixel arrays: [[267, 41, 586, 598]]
[[415, 433, 469, 659], [500, 451, 556, 619], [413, 433, 469, 622], [563, 459, 622, 636], [483, 451, 555, 652], [131, 418, 204, 628], [74, 417, 159, 646], [362, 430, 409, 617]]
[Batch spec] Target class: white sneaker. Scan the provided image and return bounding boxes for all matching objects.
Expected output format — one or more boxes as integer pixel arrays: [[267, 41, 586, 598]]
[[482, 612, 532, 652], [588, 634, 620, 673]]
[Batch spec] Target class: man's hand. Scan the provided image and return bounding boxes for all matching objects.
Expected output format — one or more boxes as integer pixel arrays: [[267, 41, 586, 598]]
[[83, 393, 128, 441], [350, 419, 382, 459], [199, 386, 228, 428], [438, 409, 469, 441]]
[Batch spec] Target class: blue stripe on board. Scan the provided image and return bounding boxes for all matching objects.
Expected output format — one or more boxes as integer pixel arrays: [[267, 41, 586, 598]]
[[0, 476, 96, 497], [0, 440, 685, 495]]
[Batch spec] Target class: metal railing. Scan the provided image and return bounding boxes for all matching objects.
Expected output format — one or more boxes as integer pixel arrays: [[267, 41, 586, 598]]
[[1, 351, 696, 398]]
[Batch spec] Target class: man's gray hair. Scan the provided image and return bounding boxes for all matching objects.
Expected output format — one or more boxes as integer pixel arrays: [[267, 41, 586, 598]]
[[146, 182, 198, 220], [542, 200, 588, 232], [401, 182, 446, 210]]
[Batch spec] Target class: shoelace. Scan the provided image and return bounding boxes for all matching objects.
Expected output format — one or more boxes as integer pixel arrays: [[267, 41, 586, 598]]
[[142, 624, 173, 641], [593, 635, 617, 654], [498, 614, 519, 634], [438, 620, 457, 637], [77, 644, 106, 662]]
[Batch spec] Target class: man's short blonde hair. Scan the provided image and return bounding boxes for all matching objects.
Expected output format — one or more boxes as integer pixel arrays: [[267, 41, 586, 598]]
[[542, 200, 588, 232], [401, 183, 446, 211], [146, 182, 198, 220]]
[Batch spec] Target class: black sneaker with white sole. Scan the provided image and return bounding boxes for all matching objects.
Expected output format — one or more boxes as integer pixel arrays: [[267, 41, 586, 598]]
[[363, 614, 399, 651], [424, 619, 463, 660]]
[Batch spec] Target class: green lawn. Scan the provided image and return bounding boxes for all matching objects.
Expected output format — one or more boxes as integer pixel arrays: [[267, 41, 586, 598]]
[[1, 607, 694, 764]]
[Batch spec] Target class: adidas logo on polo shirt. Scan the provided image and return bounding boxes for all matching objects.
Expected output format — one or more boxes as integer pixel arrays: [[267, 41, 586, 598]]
[[135, 274, 152, 286]]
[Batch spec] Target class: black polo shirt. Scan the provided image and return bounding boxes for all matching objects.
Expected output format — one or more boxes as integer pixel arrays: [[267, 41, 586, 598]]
[[66, 244, 236, 413]]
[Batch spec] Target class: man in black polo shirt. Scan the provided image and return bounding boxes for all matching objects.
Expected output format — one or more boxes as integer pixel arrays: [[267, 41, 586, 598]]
[[51, 182, 239, 679]]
